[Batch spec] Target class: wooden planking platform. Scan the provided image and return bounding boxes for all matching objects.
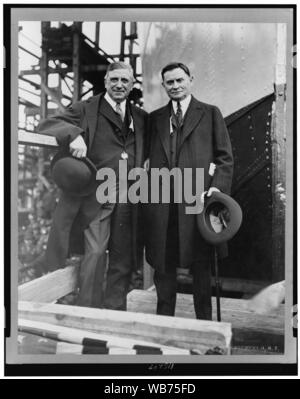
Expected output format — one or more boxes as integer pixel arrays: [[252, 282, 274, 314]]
[[18, 266, 284, 354], [18, 266, 78, 303], [144, 262, 271, 295], [19, 262, 271, 303], [18, 331, 193, 355], [18, 319, 200, 355], [176, 268, 271, 296], [127, 289, 285, 353], [19, 301, 232, 355]]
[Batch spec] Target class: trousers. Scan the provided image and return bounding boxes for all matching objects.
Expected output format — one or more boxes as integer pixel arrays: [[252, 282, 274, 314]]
[[153, 202, 212, 320], [76, 202, 133, 310], [153, 262, 212, 320]]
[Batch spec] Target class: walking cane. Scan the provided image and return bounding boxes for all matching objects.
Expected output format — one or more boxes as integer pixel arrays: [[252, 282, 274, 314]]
[[197, 191, 243, 322], [214, 246, 221, 322]]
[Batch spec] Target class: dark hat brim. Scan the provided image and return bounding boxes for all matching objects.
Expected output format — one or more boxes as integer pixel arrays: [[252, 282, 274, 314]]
[[196, 191, 243, 245], [51, 150, 98, 197]]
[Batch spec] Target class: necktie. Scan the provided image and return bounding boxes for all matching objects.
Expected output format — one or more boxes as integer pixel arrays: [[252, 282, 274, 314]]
[[176, 101, 183, 127], [115, 102, 124, 122]]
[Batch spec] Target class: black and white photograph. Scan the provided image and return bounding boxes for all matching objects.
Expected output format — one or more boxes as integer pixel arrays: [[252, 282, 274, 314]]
[[4, 4, 297, 377]]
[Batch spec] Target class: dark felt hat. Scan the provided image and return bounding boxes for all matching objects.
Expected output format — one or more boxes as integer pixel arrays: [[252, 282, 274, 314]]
[[51, 151, 97, 197], [197, 191, 243, 245]]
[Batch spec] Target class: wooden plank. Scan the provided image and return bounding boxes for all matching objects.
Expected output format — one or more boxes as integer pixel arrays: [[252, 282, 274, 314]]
[[18, 331, 193, 355], [17, 261, 269, 304], [18, 301, 232, 354], [18, 266, 78, 303], [19, 331, 154, 355], [127, 289, 284, 352], [176, 268, 270, 295], [18, 319, 194, 354], [18, 131, 58, 148], [212, 277, 270, 295]]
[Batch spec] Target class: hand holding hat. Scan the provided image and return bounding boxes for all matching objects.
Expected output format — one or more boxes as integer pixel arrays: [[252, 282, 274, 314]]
[[197, 190, 243, 245], [69, 135, 87, 158], [200, 187, 220, 203], [50, 134, 98, 197], [51, 143, 97, 198]]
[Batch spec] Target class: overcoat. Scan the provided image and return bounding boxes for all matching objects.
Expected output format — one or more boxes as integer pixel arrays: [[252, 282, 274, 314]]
[[144, 96, 233, 271], [38, 93, 148, 271]]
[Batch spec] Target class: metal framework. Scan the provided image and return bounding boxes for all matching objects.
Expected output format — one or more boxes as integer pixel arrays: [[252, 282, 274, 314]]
[[18, 21, 143, 281], [18, 20, 142, 198]]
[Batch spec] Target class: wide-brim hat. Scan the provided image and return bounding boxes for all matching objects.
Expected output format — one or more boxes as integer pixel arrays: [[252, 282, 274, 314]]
[[50, 150, 97, 197], [197, 191, 243, 245]]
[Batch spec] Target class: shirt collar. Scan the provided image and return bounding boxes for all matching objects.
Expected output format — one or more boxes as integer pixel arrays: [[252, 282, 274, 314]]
[[104, 92, 127, 115], [172, 94, 191, 118], [104, 92, 134, 131]]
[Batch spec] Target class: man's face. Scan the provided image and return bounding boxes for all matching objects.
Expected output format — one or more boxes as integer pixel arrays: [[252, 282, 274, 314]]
[[162, 67, 193, 101], [105, 68, 134, 103]]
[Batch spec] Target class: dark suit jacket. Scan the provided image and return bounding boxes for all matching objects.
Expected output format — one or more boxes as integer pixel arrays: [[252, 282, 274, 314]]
[[144, 96, 233, 271], [38, 93, 148, 271]]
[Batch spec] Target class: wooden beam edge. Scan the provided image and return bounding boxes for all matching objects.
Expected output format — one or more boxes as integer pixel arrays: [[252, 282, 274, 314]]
[[18, 301, 232, 352], [18, 131, 58, 147]]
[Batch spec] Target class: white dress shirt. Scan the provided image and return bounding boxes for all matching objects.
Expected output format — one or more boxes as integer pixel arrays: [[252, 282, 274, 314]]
[[172, 94, 192, 119], [104, 92, 134, 131], [104, 92, 126, 116], [170, 95, 192, 134]]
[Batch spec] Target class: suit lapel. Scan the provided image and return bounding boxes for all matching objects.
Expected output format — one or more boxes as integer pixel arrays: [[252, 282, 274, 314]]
[[99, 96, 123, 130], [178, 96, 204, 153], [130, 105, 144, 167], [157, 103, 171, 166], [85, 93, 123, 152]]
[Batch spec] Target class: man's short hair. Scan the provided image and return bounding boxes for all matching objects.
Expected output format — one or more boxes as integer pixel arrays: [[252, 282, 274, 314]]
[[105, 62, 134, 80], [161, 62, 191, 80]]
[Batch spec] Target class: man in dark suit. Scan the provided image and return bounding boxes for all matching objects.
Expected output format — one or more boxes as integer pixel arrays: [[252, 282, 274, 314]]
[[144, 62, 233, 320], [38, 62, 147, 310]]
